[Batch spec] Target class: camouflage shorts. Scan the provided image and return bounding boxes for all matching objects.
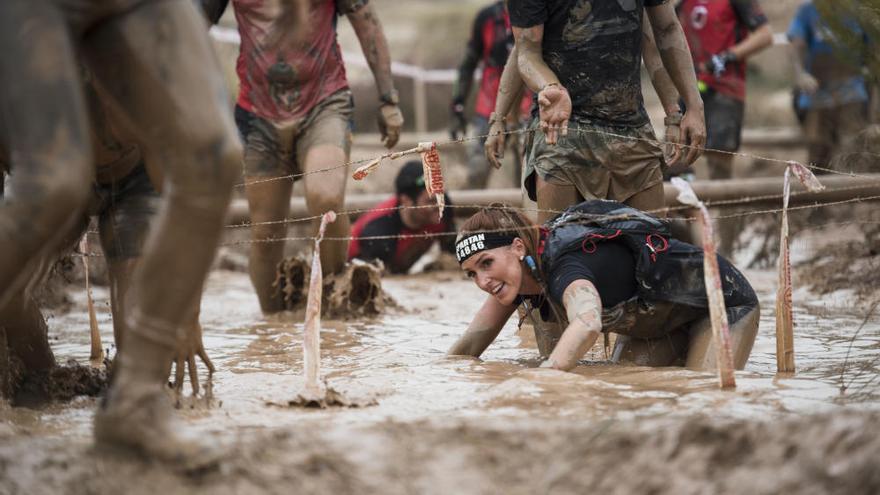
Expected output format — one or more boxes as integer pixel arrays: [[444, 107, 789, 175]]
[[522, 118, 663, 203], [236, 89, 354, 179]]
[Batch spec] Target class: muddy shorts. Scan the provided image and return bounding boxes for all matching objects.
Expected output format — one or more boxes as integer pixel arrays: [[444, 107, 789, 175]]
[[702, 89, 745, 153], [88, 163, 159, 260], [522, 117, 663, 203], [236, 89, 354, 179]]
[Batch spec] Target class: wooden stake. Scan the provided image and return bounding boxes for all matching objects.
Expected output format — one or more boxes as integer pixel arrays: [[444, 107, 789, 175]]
[[671, 178, 736, 389], [79, 236, 104, 367], [776, 162, 824, 372], [298, 211, 337, 402], [775, 168, 796, 372]]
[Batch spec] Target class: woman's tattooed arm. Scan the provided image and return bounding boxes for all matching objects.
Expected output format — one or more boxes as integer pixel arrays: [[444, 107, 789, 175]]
[[543, 280, 602, 371]]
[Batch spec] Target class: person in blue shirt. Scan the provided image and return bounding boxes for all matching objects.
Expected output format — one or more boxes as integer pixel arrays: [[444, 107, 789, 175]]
[[788, 0, 870, 172]]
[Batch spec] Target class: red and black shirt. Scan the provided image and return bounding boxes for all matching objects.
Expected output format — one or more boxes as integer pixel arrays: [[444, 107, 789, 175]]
[[677, 0, 768, 101], [348, 196, 455, 273], [455, 1, 531, 118]]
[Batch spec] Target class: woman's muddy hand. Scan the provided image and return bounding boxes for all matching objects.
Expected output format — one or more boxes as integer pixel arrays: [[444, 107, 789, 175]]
[[172, 322, 215, 397], [537, 84, 571, 145]]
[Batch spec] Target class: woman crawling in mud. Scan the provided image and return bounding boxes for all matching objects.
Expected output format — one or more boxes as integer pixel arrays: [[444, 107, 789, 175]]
[[448, 200, 760, 371]]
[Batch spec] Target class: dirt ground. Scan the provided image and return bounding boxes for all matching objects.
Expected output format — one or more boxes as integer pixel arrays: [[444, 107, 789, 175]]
[[0, 410, 878, 495]]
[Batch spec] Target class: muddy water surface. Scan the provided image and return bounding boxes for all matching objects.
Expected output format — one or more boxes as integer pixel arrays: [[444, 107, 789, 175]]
[[8, 267, 879, 444]]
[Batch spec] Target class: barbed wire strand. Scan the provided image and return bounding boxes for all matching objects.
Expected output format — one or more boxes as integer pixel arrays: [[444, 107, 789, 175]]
[[219, 194, 880, 247], [230, 125, 880, 190]]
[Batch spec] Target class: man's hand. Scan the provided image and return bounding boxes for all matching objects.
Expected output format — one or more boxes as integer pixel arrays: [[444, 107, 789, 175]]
[[680, 107, 706, 165], [484, 113, 506, 169], [663, 112, 683, 166], [449, 100, 467, 140], [378, 104, 404, 148], [265, 0, 310, 51], [172, 322, 215, 397], [537, 84, 571, 145], [796, 72, 819, 95]]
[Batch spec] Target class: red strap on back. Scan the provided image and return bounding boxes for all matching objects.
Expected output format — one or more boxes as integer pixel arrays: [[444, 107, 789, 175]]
[[580, 230, 622, 254], [645, 234, 669, 262]]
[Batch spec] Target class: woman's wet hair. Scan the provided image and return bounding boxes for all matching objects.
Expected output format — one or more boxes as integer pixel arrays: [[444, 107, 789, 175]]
[[458, 204, 541, 262]]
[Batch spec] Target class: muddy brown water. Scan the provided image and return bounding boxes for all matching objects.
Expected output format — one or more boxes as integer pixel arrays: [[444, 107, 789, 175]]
[[8, 267, 880, 429], [1, 268, 879, 493]]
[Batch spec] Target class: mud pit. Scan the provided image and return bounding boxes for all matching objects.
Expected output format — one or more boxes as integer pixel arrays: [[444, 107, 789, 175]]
[[1, 266, 879, 493]]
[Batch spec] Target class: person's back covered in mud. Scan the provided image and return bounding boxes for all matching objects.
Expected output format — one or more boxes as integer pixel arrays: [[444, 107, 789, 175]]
[[448, 200, 759, 371], [348, 161, 455, 274]]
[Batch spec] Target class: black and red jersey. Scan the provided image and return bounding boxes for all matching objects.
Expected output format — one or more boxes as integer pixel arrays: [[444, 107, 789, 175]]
[[456, 1, 531, 118], [677, 0, 768, 101], [348, 196, 455, 273]]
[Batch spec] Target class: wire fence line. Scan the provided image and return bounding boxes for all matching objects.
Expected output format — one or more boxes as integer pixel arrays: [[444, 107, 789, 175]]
[[231, 124, 879, 190]]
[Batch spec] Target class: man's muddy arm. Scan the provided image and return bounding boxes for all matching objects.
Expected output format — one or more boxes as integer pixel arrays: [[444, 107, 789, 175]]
[[347, 3, 396, 101], [485, 46, 527, 168], [513, 25, 555, 93], [495, 45, 527, 121], [642, 14, 684, 166], [513, 25, 570, 144], [645, 4, 705, 164], [448, 297, 516, 357], [348, 3, 402, 147], [641, 15, 679, 116], [542, 280, 601, 371]]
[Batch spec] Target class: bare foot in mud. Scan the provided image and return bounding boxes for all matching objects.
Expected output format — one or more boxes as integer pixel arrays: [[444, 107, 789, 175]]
[[94, 379, 222, 471]]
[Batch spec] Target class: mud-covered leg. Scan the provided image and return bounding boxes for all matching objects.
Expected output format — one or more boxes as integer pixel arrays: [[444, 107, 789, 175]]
[[624, 182, 665, 216], [686, 303, 760, 371], [82, 0, 240, 467], [535, 176, 580, 223], [0, 326, 10, 399], [245, 175, 293, 314], [303, 145, 350, 275], [611, 329, 691, 367], [0, 0, 92, 309], [0, 293, 57, 374]]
